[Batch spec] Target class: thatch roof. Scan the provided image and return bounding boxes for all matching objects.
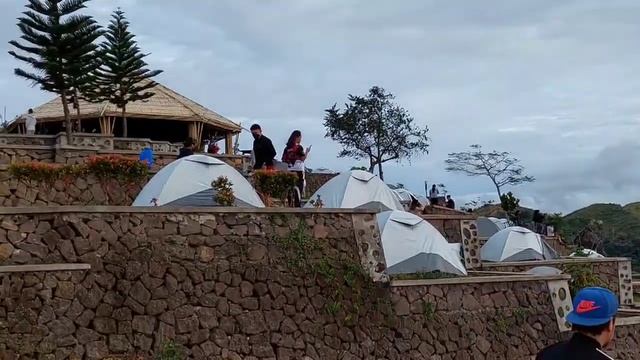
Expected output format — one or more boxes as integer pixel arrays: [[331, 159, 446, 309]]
[[20, 82, 240, 132]]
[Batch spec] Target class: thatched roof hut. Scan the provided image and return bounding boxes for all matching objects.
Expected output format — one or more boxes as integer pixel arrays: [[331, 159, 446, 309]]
[[9, 82, 241, 151]]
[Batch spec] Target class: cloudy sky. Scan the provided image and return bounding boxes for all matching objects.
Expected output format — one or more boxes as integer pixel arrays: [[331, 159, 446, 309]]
[[1, 0, 639, 213]]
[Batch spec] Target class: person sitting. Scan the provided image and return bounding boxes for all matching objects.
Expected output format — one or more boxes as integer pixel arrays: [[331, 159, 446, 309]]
[[446, 195, 455, 209], [251, 124, 276, 170], [536, 287, 618, 359], [178, 138, 196, 159]]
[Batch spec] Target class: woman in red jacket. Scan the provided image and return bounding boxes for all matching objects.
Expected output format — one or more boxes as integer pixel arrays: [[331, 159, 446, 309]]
[[282, 130, 309, 207]]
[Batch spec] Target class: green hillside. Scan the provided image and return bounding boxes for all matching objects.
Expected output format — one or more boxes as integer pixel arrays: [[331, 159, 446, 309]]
[[563, 203, 640, 267], [623, 202, 640, 218]]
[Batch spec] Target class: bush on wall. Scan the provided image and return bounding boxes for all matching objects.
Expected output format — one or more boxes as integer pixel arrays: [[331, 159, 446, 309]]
[[9, 155, 148, 184], [253, 170, 298, 204]]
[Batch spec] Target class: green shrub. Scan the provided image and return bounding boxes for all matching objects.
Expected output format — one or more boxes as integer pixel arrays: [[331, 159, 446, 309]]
[[211, 176, 235, 206], [9, 155, 148, 184], [253, 170, 297, 203]]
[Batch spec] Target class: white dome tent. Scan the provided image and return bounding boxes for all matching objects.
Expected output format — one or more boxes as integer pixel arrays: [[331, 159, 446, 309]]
[[377, 211, 467, 276], [392, 188, 428, 209], [133, 155, 264, 207], [305, 170, 403, 211], [570, 249, 605, 259], [477, 217, 510, 238], [481, 226, 559, 262]]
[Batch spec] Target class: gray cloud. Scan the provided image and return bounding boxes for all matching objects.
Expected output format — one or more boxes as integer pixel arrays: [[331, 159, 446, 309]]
[[1, 0, 640, 213]]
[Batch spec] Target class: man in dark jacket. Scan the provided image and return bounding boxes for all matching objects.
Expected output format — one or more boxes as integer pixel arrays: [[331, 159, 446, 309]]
[[178, 138, 195, 159], [536, 287, 618, 360], [250, 124, 276, 170]]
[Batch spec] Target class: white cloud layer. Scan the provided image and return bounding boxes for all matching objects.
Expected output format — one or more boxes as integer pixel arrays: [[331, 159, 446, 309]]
[[2, 0, 639, 213]]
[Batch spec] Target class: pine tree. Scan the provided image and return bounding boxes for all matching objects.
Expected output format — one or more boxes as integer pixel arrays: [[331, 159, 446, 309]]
[[9, 0, 102, 141], [93, 9, 163, 137]]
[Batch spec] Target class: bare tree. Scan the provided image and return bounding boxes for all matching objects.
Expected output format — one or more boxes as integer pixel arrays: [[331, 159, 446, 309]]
[[445, 144, 534, 199]]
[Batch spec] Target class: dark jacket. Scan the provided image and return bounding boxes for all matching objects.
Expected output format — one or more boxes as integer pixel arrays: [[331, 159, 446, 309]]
[[177, 147, 194, 159], [536, 333, 614, 360], [253, 135, 276, 169]]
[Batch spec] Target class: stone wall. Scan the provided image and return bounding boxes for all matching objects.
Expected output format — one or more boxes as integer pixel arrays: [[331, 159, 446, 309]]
[[421, 205, 468, 216], [420, 215, 476, 243], [0, 208, 638, 359], [0, 174, 142, 207], [0, 134, 249, 173], [481, 258, 625, 297]]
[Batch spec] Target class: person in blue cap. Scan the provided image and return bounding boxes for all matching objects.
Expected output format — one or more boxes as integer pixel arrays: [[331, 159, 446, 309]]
[[536, 287, 618, 359]]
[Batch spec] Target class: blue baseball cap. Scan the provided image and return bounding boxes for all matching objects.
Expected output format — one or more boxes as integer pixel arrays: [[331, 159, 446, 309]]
[[566, 287, 618, 327]]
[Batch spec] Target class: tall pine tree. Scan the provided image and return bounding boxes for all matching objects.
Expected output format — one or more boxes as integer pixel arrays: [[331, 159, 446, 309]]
[[9, 0, 102, 140], [93, 9, 163, 137]]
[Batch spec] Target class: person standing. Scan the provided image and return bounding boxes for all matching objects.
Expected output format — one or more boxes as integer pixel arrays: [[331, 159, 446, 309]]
[[536, 287, 618, 359], [282, 130, 309, 207], [178, 138, 196, 159], [429, 184, 439, 206], [24, 109, 37, 135], [446, 195, 455, 209], [251, 124, 276, 170]]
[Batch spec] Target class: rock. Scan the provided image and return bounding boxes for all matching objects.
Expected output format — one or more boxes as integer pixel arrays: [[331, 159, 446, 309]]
[[18, 243, 48, 259], [78, 287, 104, 309], [198, 246, 215, 262], [55, 281, 75, 300], [0, 243, 15, 261], [146, 300, 167, 316], [252, 343, 275, 357], [179, 220, 201, 235], [491, 292, 509, 308], [177, 315, 200, 334], [462, 294, 481, 310], [197, 307, 218, 329], [108, 334, 132, 353], [1, 220, 18, 231], [130, 281, 151, 305], [77, 327, 100, 345], [394, 297, 411, 316], [237, 311, 267, 335], [85, 340, 109, 359], [11, 249, 31, 263], [247, 244, 267, 261], [93, 317, 117, 334], [50, 317, 76, 337], [476, 336, 491, 354], [132, 315, 156, 335], [73, 236, 92, 256], [58, 240, 77, 262]]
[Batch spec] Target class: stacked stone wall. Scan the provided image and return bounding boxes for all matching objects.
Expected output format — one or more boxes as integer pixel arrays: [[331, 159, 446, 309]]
[[0, 174, 142, 207], [0, 209, 638, 359]]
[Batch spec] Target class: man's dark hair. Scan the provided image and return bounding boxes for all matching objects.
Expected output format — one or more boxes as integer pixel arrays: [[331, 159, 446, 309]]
[[28, 108, 33, 114], [184, 137, 195, 147], [447, 195, 451, 199], [250, 124, 261, 131], [572, 318, 615, 336]]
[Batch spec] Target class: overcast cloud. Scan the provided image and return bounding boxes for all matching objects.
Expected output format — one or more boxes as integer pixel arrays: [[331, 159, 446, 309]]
[[1, 0, 639, 213]]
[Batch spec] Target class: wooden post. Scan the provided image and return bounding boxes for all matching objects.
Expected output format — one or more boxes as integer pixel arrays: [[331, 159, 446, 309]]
[[225, 132, 233, 154]]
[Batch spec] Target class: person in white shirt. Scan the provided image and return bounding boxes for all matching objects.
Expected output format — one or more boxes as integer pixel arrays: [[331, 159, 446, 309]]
[[429, 184, 439, 206], [24, 109, 37, 135]]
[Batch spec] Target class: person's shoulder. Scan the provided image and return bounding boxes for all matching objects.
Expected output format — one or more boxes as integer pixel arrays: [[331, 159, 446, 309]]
[[536, 341, 566, 359]]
